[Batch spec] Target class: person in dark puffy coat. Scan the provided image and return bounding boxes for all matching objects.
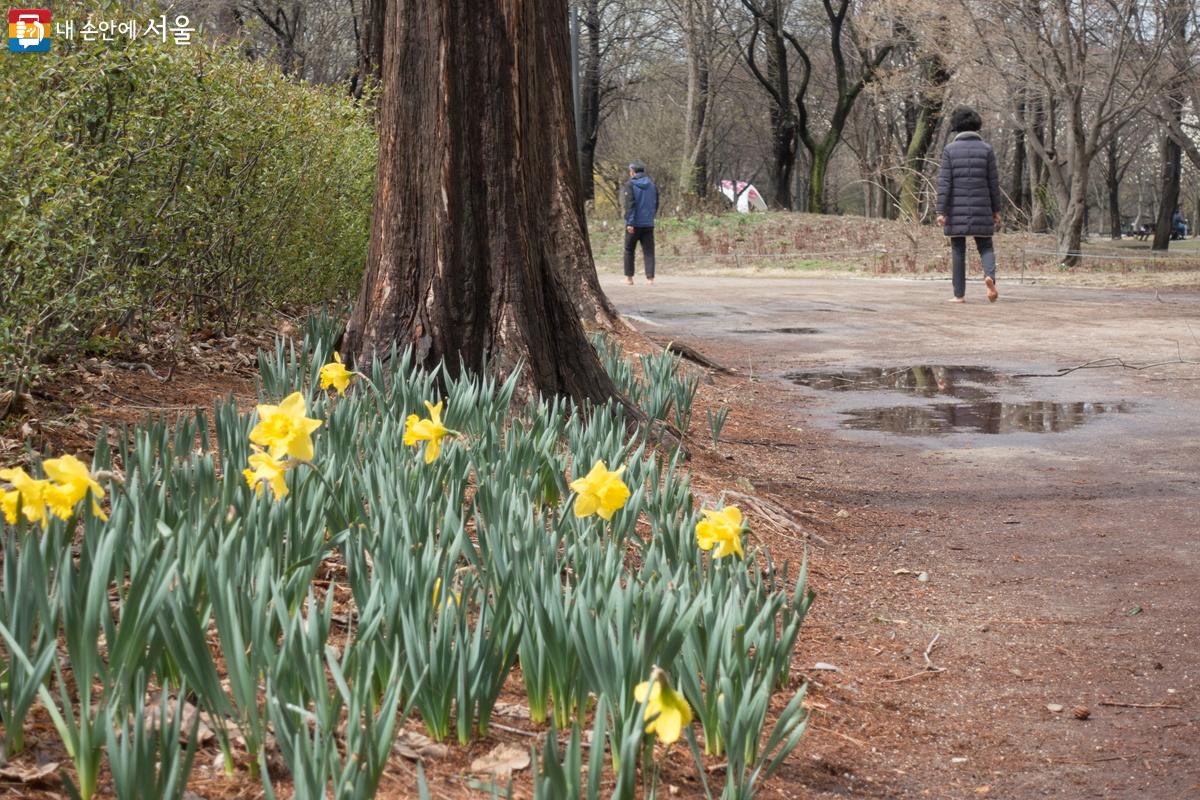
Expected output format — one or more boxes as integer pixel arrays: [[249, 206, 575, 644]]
[[936, 107, 1003, 303]]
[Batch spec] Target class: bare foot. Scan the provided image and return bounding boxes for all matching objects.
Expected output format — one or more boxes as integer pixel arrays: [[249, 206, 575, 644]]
[[646, 278, 655, 286], [624, 277, 634, 286], [985, 276, 999, 302], [947, 297, 965, 303]]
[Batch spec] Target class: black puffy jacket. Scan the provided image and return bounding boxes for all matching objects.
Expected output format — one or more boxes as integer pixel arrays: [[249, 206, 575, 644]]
[[936, 132, 1002, 237]]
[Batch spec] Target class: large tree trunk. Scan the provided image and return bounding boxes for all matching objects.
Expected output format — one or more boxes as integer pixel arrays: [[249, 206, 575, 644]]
[[898, 52, 949, 222], [1106, 134, 1122, 239], [1055, 167, 1088, 265], [897, 105, 940, 221], [1011, 100, 1028, 218], [357, 0, 386, 96], [764, 21, 796, 210], [1151, 123, 1184, 251], [680, 0, 712, 200], [345, 0, 619, 403], [579, 0, 601, 203], [1151, 0, 1188, 252], [807, 144, 833, 213], [1027, 95, 1050, 232]]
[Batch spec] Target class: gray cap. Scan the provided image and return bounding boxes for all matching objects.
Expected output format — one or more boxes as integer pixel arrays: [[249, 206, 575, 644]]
[[628, 161, 646, 173]]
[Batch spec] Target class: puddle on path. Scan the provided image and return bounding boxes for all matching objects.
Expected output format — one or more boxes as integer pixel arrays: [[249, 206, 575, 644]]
[[840, 401, 1133, 435], [785, 365, 1134, 436], [787, 366, 997, 400], [732, 327, 820, 335]]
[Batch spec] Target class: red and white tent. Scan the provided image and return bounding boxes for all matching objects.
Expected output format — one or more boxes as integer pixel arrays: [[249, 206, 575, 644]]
[[719, 180, 769, 213]]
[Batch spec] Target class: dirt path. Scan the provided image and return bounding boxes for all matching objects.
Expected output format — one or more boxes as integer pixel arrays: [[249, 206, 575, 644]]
[[606, 275, 1200, 798]]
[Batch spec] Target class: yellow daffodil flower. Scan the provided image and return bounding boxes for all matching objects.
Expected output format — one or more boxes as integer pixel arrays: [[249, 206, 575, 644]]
[[569, 460, 630, 520], [404, 401, 450, 463], [319, 352, 354, 396], [250, 392, 322, 461], [42, 454, 107, 521], [633, 676, 692, 745], [0, 467, 50, 527], [696, 505, 745, 559], [242, 448, 290, 500]]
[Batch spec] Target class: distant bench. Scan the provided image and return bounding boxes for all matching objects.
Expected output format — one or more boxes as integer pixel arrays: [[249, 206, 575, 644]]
[[1133, 222, 1156, 241]]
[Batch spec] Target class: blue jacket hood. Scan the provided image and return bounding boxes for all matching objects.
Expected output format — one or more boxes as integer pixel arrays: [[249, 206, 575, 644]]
[[625, 174, 658, 227]]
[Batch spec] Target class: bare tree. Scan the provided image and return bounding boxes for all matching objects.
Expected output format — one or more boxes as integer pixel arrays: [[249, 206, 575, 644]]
[[577, 0, 659, 201], [974, 0, 1172, 263], [742, 0, 893, 212]]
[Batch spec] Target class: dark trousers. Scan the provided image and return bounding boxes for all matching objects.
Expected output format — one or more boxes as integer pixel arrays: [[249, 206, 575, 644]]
[[951, 236, 996, 299], [623, 227, 656, 279]]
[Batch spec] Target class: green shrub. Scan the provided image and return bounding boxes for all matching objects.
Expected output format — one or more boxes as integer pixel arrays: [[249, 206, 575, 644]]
[[0, 28, 376, 396]]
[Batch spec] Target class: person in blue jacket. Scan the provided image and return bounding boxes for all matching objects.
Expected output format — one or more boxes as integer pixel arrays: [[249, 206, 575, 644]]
[[936, 107, 1002, 303], [623, 161, 659, 285]]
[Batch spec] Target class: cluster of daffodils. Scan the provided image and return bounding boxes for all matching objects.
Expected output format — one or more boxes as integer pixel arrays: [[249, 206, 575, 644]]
[[1, 454, 107, 527], [242, 353, 749, 753], [567, 461, 746, 560], [566, 462, 748, 746], [246, 353, 461, 500]]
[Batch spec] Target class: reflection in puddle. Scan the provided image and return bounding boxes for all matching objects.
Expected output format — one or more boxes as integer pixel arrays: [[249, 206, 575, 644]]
[[841, 401, 1133, 435], [732, 327, 820, 335], [788, 366, 997, 400]]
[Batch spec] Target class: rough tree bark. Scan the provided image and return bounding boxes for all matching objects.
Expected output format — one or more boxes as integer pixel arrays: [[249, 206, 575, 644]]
[[1026, 94, 1050, 232], [1106, 132, 1122, 239], [1151, 0, 1188, 252], [579, 0, 602, 203], [344, 0, 620, 402], [1010, 99, 1028, 218], [356, 0, 386, 96], [898, 40, 949, 222], [680, 0, 714, 199]]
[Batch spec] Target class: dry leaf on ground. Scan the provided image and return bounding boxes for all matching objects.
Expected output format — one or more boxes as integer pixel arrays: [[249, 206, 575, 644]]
[[470, 743, 530, 776], [394, 730, 449, 761], [0, 761, 59, 785]]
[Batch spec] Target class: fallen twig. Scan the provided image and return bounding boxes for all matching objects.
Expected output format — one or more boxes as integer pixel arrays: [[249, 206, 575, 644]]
[[810, 725, 869, 748], [1098, 700, 1183, 710], [880, 669, 944, 684], [649, 338, 735, 374], [724, 438, 807, 450], [1013, 355, 1197, 378], [880, 632, 946, 684], [722, 489, 832, 547], [922, 631, 942, 670]]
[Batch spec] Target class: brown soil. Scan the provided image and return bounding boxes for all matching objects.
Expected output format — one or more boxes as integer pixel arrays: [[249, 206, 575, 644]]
[[605, 274, 1200, 799]]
